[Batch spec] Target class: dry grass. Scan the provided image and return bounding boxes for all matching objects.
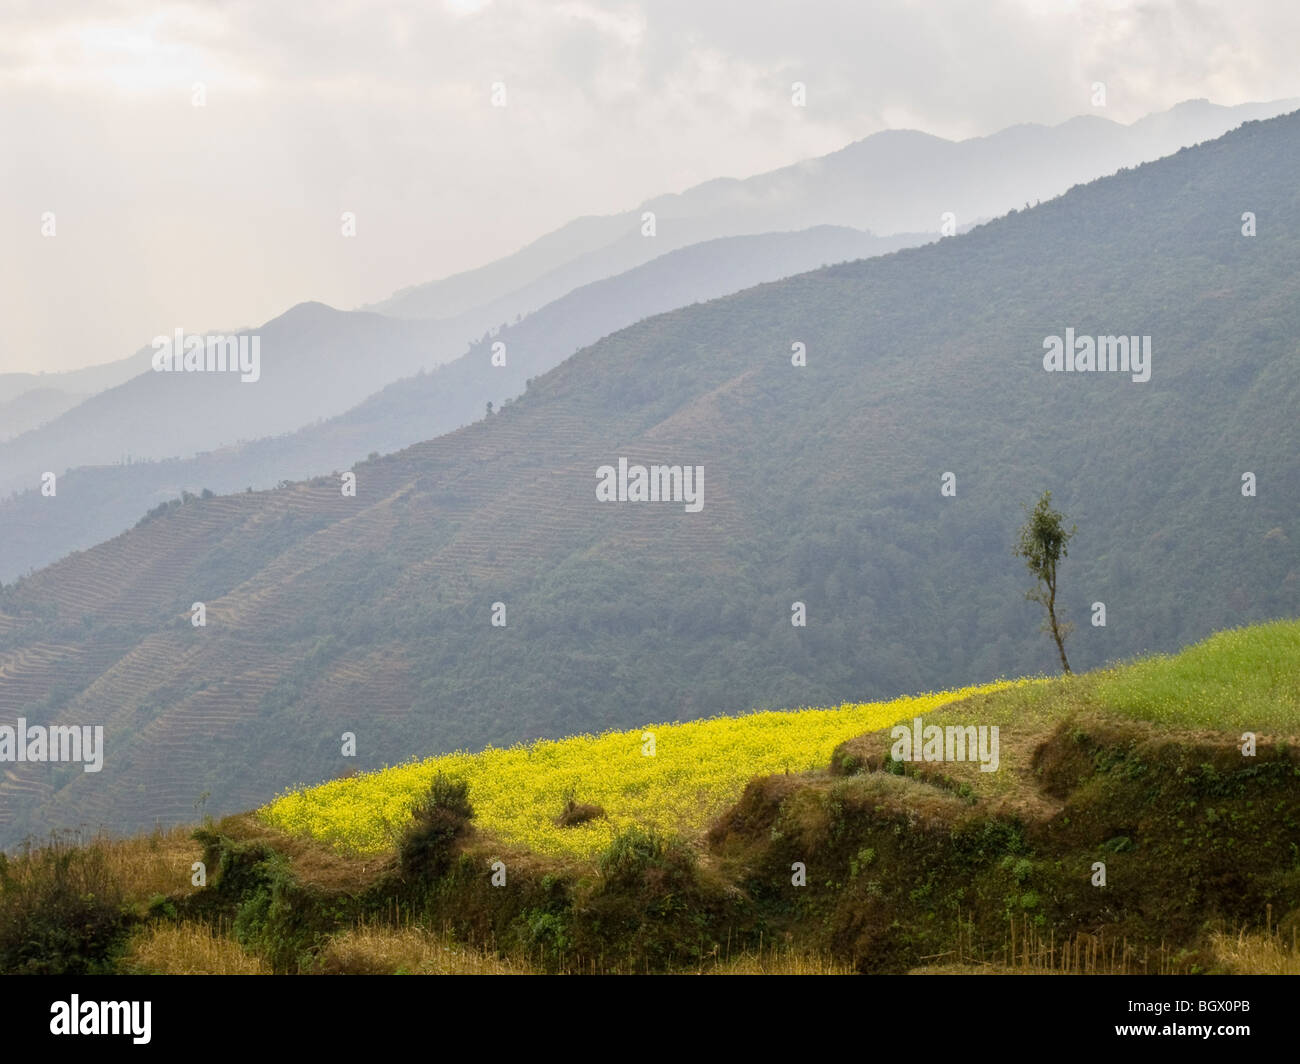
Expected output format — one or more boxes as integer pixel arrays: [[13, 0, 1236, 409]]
[[1, 826, 203, 907], [912, 916, 1300, 975], [910, 963, 1067, 974], [99, 826, 206, 903], [1210, 928, 1300, 974], [212, 813, 391, 892], [699, 946, 855, 975], [315, 924, 533, 975], [903, 914, 1195, 975], [123, 921, 270, 974]]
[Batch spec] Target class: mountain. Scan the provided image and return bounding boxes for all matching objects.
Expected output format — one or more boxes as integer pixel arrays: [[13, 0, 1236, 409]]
[[0, 388, 87, 442], [371, 98, 1299, 324], [0, 305, 453, 501], [0, 348, 152, 407], [0, 109, 1297, 847], [0, 225, 926, 581], [7, 98, 1288, 541]]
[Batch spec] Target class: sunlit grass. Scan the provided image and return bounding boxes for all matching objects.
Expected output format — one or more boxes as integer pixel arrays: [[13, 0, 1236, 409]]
[[1090, 621, 1300, 730], [316, 924, 532, 975], [123, 921, 269, 975]]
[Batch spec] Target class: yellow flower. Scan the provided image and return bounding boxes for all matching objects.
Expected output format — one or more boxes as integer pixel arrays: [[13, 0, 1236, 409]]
[[260, 682, 1021, 861]]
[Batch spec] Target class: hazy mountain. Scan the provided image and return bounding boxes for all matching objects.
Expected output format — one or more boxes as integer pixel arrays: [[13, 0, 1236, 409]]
[[0, 348, 151, 406], [0, 388, 87, 442], [7, 98, 1287, 516], [0, 225, 928, 581], [0, 305, 451, 501], [0, 109, 1296, 846], [372, 98, 1299, 324]]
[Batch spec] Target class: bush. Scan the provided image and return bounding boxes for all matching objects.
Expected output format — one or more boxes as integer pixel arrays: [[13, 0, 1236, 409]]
[[187, 830, 360, 973], [0, 835, 130, 974], [230, 855, 343, 973], [582, 826, 714, 970], [598, 825, 671, 890], [555, 791, 605, 828], [398, 774, 474, 882]]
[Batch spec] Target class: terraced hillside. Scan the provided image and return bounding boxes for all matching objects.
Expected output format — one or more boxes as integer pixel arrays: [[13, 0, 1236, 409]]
[[7, 99, 1291, 582], [162, 621, 1300, 974], [1, 111, 1297, 847]]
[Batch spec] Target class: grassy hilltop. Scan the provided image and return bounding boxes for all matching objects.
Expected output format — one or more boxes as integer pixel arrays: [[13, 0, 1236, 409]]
[[2, 620, 1298, 975]]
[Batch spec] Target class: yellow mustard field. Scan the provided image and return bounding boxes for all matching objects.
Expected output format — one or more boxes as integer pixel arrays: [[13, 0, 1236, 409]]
[[259, 682, 1021, 860]]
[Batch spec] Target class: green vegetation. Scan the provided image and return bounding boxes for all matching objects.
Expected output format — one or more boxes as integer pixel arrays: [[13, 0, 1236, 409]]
[[398, 773, 474, 881], [0, 835, 130, 974], [0, 112, 1297, 848], [2, 622, 1296, 975], [1015, 490, 1076, 673]]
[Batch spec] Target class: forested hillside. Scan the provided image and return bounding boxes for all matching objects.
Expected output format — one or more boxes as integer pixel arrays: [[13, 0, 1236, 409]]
[[0, 111, 1295, 846], [0, 225, 922, 581]]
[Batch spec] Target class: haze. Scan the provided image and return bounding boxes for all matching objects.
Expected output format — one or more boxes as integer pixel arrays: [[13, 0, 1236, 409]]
[[3, 0, 1299, 373]]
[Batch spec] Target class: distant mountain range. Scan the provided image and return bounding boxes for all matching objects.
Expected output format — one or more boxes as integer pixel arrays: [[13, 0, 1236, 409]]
[[0, 106, 1295, 847], [0, 349, 152, 407], [0, 388, 87, 443], [2, 98, 1293, 580], [371, 97, 1299, 322], [0, 225, 924, 580], [0, 306, 450, 502]]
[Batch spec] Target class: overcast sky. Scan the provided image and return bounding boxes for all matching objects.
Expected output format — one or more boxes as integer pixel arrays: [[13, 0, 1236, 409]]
[[3, 0, 1299, 374]]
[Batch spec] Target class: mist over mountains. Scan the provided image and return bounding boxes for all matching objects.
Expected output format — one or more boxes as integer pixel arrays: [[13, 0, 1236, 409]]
[[0, 106, 1295, 847], [372, 98, 1299, 322], [0, 226, 922, 581], [1, 98, 1292, 583]]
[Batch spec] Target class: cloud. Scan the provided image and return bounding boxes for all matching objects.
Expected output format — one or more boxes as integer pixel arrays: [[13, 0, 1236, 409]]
[[2, 0, 1298, 372]]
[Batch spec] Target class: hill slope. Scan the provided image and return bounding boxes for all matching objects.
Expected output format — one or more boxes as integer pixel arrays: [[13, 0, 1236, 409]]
[[0, 225, 924, 581], [0, 111, 1297, 846], [258, 620, 1299, 868], [4, 98, 1287, 574], [260, 680, 1018, 859], [6, 621, 1297, 975]]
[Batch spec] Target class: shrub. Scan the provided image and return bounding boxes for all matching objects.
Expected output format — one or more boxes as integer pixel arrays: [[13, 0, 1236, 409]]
[[582, 826, 714, 970], [398, 774, 474, 882], [555, 791, 605, 828], [0, 835, 130, 974], [597, 825, 675, 890]]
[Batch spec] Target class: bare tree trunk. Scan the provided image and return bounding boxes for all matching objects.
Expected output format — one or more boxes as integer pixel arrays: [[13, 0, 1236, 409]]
[[1047, 572, 1071, 674]]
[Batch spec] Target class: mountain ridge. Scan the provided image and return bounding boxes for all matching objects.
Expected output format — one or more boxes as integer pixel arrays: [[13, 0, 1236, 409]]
[[0, 107, 1296, 848]]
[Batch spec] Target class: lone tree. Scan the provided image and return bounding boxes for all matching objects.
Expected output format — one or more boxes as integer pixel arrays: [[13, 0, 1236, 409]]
[[1014, 490, 1076, 674]]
